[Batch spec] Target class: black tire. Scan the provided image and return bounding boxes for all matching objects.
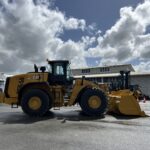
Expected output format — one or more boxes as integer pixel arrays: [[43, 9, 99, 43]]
[[79, 88, 107, 116], [21, 89, 50, 117]]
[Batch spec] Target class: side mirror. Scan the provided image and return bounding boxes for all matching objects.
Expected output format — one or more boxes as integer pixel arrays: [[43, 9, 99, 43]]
[[40, 66, 46, 73]]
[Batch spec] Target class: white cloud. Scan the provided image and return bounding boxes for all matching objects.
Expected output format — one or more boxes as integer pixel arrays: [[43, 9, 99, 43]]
[[0, 0, 87, 73], [0, 0, 150, 74], [134, 34, 150, 59], [88, 0, 150, 71], [134, 61, 150, 72], [65, 18, 86, 31]]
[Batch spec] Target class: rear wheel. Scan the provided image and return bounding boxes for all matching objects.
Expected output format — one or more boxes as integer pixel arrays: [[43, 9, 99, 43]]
[[21, 89, 50, 117], [79, 88, 107, 116]]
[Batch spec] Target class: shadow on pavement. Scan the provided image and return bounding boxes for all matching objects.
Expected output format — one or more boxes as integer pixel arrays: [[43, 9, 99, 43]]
[[0, 110, 105, 124], [51, 110, 105, 122], [107, 112, 141, 120], [0, 110, 143, 125]]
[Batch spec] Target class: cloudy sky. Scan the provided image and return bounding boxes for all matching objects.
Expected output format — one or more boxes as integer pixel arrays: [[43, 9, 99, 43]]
[[0, 0, 150, 73]]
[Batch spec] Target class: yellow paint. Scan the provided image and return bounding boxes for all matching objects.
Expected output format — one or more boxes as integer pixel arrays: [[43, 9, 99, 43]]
[[28, 97, 42, 110], [108, 90, 146, 117], [68, 79, 99, 106], [0, 92, 5, 103], [3, 97, 18, 105], [50, 86, 64, 107], [0, 73, 49, 106], [7, 73, 49, 98], [88, 96, 101, 109], [0, 92, 17, 105]]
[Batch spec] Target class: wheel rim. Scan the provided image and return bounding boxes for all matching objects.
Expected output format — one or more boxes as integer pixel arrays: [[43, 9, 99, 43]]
[[28, 97, 42, 110], [88, 96, 101, 109]]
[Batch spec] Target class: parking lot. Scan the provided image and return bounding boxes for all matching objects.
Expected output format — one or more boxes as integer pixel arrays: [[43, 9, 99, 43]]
[[0, 102, 150, 150]]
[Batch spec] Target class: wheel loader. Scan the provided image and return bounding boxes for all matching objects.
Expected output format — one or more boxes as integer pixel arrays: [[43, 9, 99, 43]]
[[0, 60, 107, 117], [0, 60, 146, 117]]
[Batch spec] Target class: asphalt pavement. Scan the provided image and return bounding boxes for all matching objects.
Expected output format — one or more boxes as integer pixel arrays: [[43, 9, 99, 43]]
[[0, 102, 150, 150]]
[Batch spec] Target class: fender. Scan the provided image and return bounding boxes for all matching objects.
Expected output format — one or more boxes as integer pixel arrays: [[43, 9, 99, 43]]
[[68, 79, 99, 106], [18, 82, 53, 104]]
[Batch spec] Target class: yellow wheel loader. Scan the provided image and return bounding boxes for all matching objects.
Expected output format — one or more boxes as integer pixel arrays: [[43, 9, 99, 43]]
[[0, 61, 146, 117], [108, 71, 146, 117], [0, 60, 107, 117]]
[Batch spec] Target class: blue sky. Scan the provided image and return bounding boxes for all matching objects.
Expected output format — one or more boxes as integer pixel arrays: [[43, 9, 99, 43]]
[[54, 0, 142, 41], [0, 0, 150, 73], [53, 0, 143, 67]]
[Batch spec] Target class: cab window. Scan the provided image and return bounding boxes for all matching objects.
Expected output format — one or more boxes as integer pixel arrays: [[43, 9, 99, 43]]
[[54, 64, 64, 75]]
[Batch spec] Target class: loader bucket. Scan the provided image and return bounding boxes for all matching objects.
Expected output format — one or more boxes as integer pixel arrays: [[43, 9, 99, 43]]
[[108, 90, 147, 117]]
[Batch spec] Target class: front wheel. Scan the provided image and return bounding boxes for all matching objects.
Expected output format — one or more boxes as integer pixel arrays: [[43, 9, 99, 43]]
[[79, 88, 107, 116], [21, 89, 50, 117]]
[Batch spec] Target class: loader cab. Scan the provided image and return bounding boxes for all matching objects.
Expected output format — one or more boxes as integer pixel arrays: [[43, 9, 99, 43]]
[[48, 60, 73, 85]]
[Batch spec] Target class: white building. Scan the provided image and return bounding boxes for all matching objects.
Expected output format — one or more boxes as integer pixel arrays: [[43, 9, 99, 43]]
[[0, 73, 5, 91], [72, 64, 150, 97], [130, 72, 150, 98], [72, 64, 134, 76]]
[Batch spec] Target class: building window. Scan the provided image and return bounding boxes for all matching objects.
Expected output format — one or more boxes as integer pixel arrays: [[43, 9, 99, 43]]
[[100, 67, 110, 72], [103, 78, 109, 82], [97, 78, 102, 82], [82, 69, 90, 74]]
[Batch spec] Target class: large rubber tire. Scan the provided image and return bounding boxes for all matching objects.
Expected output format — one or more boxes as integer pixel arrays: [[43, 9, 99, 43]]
[[79, 88, 107, 116], [21, 89, 50, 117]]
